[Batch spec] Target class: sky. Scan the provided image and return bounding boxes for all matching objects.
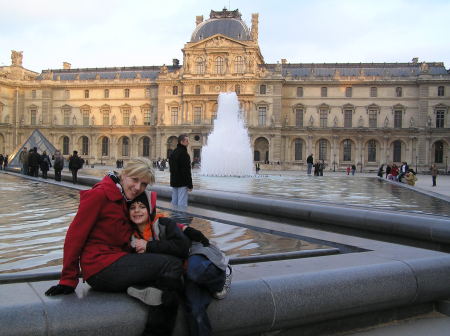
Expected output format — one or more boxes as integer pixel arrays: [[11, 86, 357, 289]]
[[1, 0, 450, 72]]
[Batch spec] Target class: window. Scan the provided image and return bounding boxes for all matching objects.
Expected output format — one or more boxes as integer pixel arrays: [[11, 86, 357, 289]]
[[101, 137, 109, 156], [435, 141, 444, 163], [368, 140, 377, 162], [194, 106, 202, 124], [31, 90, 36, 99], [321, 87, 327, 97], [319, 139, 327, 160], [259, 84, 266, 95], [394, 110, 402, 128], [81, 136, 89, 155], [104, 89, 109, 98], [64, 90, 70, 99], [393, 140, 402, 162], [296, 87, 303, 97], [345, 87, 352, 98], [370, 87, 377, 97], [122, 137, 129, 156], [343, 140, 352, 161], [63, 108, 71, 126], [369, 109, 378, 128], [172, 86, 178, 95], [344, 110, 352, 128], [258, 106, 266, 126], [171, 107, 178, 125], [84, 90, 89, 98], [82, 109, 89, 126], [395, 87, 402, 97], [320, 108, 328, 128], [436, 110, 445, 128], [196, 57, 205, 74], [235, 56, 244, 73], [30, 109, 37, 125], [143, 107, 151, 125], [295, 108, 303, 127], [195, 85, 201, 95], [438, 86, 445, 97], [142, 137, 150, 157], [235, 84, 241, 95], [215, 56, 224, 74], [63, 136, 69, 155], [102, 110, 109, 125], [122, 109, 130, 125], [124, 88, 130, 98], [294, 139, 303, 160]]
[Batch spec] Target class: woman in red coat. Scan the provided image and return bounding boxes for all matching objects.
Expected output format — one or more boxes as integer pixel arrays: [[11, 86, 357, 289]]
[[45, 158, 184, 336]]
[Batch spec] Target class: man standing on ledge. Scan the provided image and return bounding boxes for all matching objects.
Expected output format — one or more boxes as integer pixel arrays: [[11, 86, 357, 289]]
[[306, 153, 314, 175], [169, 134, 193, 207]]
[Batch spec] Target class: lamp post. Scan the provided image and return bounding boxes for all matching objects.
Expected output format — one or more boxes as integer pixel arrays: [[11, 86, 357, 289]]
[[415, 155, 418, 173], [333, 154, 336, 172]]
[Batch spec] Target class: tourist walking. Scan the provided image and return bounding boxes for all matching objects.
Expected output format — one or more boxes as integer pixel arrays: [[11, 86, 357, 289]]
[[306, 154, 313, 175], [351, 164, 356, 176], [45, 159, 185, 336], [53, 150, 64, 182], [169, 134, 193, 207], [68, 150, 84, 184], [19, 147, 28, 174], [430, 164, 439, 187], [28, 147, 41, 177], [40, 151, 52, 179], [2, 155, 7, 169]]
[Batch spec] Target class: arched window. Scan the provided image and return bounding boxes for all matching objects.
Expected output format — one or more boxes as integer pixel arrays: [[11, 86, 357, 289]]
[[393, 140, 402, 162], [196, 57, 204, 74], [434, 141, 444, 163], [215, 57, 224, 74], [102, 137, 109, 156], [319, 139, 327, 161], [62, 136, 69, 155], [343, 139, 352, 161], [142, 137, 150, 157], [234, 56, 244, 73], [294, 139, 303, 160], [81, 136, 89, 155], [368, 140, 377, 162], [122, 137, 129, 156]]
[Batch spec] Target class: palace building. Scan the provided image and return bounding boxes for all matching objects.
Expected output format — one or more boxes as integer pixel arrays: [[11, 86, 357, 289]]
[[0, 8, 449, 172]]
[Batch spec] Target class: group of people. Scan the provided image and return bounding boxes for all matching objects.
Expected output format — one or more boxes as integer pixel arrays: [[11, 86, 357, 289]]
[[153, 158, 168, 171], [377, 162, 418, 186], [306, 154, 326, 176], [346, 164, 357, 176], [18, 147, 84, 184], [0, 154, 8, 170]]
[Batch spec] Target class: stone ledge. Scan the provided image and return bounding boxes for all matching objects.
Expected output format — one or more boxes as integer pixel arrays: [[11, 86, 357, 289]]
[[2, 255, 450, 336]]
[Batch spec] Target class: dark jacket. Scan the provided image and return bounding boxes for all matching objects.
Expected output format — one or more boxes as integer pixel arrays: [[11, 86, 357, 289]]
[[169, 144, 193, 189], [69, 155, 83, 170], [54, 156, 64, 171], [29, 151, 41, 167], [306, 155, 313, 164], [40, 154, 52, 171]]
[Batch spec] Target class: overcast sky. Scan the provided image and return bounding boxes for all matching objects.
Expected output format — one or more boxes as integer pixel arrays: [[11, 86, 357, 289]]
[[1, 0, 449, 72]]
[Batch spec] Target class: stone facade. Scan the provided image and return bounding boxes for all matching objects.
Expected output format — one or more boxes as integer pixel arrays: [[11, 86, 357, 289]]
[[0, 9, 449, 172]]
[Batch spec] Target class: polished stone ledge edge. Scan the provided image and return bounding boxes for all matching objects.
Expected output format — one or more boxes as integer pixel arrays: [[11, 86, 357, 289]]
[[1, 255, 450, 336]]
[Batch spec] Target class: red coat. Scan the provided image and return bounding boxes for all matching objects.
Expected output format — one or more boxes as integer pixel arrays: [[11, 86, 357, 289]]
[[59, 176, 133, 288]]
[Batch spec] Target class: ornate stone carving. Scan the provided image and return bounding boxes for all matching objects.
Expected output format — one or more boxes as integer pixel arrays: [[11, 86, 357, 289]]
[[309, 115, 314, 126], [11, 50, 23, 66], [409, 117, 415, 128], [333, 116, 338, 127], [160, 65, 168, 74], [420, 62, 429, 73], [384, 116, 389, 127]]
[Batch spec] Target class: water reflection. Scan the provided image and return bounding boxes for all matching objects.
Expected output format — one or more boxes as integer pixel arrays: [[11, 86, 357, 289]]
[[0, 173, 324, 275]]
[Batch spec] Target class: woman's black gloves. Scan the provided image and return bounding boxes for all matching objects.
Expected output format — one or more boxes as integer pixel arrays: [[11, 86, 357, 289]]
[[45, 284, 75, 296], [184, 227, 210, 246]]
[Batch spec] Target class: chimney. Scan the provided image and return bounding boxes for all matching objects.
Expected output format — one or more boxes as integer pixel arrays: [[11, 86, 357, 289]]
[[63, 62, 71, 70], [196, 15, 203, 26], [173, 59, 180, 67], [281, 59, 287, 65]]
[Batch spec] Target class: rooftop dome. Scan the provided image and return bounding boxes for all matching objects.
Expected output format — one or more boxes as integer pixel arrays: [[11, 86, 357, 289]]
[[191, 9, 251, 42]]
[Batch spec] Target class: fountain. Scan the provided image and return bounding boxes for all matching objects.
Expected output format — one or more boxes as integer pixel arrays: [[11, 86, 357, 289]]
[[200, 92, 254, 176]]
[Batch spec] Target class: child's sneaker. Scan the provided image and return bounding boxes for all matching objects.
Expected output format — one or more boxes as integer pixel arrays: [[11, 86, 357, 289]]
[[213, 265, 232, 300], [127, 286, 163, 306]]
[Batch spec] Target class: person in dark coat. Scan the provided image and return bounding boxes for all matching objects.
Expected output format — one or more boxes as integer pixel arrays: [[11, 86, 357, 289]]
[[385, 165, 392, 179], [40, 151, 52, 179], [306, 154, 314, 175], [377, 164, 384, 178], [68, 151, 83, 184], [3, 155, 7, 169], [0, 154, 4, 170], [169, 134, 193, 207], [29, 147, 41, 177], [53, 150, 64, 182]]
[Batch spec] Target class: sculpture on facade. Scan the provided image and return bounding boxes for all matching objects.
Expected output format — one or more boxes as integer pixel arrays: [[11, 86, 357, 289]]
[[358, 116, 364, 127], [384, 116, 389, 128], [309, 115, 314, 127], [409, 117, 415, 128], [333, 116, 338, 127], [11, 50, 23, 66]]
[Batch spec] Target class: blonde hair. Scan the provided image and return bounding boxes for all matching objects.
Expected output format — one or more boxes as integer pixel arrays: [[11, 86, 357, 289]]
[[120, 158, 155, 185]]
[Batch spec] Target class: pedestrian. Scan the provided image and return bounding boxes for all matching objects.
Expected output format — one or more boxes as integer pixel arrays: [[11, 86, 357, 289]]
[[68, 150, 83, 184], [385, 165, 391, 179], [313, 162, 319, 176], [319, 160, 325, 176], [377, 164, 384, 178], [430, 164, 439, 187], [2, 155, 7, 169], [19, 147, 28, 174], [53, 150, 64, 182], [0, 154, 3, 170], [306, 154, 313, 175], [29, 147, 40, 177], [169, 134, 193, 207], [40, 151, 52, 179], [351, 164, 356, 176], [346, 166, 351, 175]]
